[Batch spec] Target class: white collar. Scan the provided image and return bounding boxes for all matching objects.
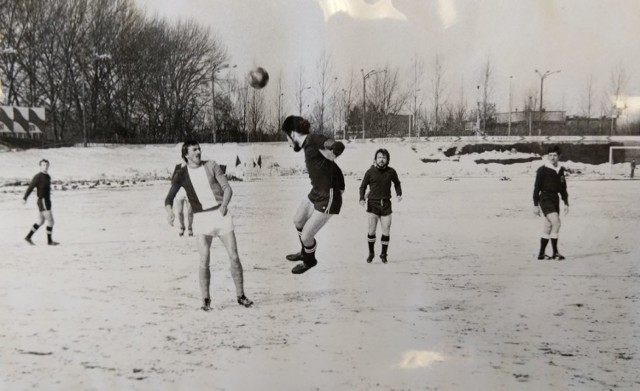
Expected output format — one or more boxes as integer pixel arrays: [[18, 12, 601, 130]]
[[544, 159, 561, 173]]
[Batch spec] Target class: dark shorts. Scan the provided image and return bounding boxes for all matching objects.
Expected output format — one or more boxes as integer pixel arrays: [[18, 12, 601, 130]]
[[37, 197, 52, 212], [539, 192, 559, 216], [308, 188, 342, 215], [367, 199, 392, 216]]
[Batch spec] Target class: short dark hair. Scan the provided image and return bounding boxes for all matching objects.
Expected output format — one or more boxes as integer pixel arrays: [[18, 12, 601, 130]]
[[39, 159, 49, 165], [547, 145, 561, 155], [282, 115, 310, 136], [374, 148, 390, 163], [182, 140, 200, 163]]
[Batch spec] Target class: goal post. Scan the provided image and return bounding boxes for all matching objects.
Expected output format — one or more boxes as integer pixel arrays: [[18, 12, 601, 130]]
[[609, 146, 640, 178]]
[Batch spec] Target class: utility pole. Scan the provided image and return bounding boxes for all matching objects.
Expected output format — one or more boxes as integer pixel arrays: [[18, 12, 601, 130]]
[[508, 76, 512, 136], [361, 68, 382, 140]]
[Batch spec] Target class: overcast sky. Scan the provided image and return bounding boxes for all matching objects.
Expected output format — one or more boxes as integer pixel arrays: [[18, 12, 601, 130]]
[[134, 0, 640, 118]]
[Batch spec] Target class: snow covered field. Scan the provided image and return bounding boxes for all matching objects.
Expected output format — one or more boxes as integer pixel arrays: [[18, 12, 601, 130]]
[[1, 142, 639, 390]]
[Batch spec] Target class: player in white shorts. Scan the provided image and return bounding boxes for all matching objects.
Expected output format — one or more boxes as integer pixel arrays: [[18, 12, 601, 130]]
[[165, 141, 253, 310]]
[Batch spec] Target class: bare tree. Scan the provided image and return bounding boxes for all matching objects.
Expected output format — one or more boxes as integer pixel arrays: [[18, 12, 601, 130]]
[[430, 53, 446, 134], [409, 55, 425, 137], [607, 63, 630, 135], [295, 65, 310, 117], [368, 65, 408, 137], [580, 74, 594, 131], [479, 54, 494, 133], [311, 51, 336, 135]]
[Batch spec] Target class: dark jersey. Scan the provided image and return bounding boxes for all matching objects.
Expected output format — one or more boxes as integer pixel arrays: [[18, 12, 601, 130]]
[[24, 172, 51, 201], [359, 165, 402, 201], [303, 133, 344, 196], [533, 164, 569, 206]]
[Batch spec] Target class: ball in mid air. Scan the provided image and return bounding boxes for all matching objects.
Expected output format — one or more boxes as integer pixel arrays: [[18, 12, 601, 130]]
[[248, 67, 269, 89]]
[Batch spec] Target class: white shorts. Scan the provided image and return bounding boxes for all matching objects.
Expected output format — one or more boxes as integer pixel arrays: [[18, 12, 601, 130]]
[[193, 209, 234, 237]]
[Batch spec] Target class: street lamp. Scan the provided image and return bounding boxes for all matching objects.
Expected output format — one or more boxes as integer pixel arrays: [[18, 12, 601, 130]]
[[361, 68, 383, 140], [508, 76, 513, 136], [534, 69, 560, 135], [212, 63, 236, 143]]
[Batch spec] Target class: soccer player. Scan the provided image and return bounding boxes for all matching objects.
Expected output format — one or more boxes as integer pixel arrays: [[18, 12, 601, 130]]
[[282, 115, 345, 274], [23, 159, 59, 246], [533, 145, 569, 260], [171, 163, 193, 236], [359, 148, 402, 263], [165, 141, 253, 311]]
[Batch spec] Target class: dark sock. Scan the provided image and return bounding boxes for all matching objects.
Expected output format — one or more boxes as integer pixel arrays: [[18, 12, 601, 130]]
[[46, 226, 53, 243], [27, 223, 41, 238], [367, 234, 376, 254], [539, 238, 549, 256], [302, 240, 317, 265], [381, 235, 389, 255], [296, 227, 303, 254], [551, 238, 559, 254]]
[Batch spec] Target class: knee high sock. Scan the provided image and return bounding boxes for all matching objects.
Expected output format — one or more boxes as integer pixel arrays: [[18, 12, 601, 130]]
[[303, 239, 317, 265], [199, 267, 211, 300], [296, 226, 304, 254], [381, 235, 390, 255], [368, 234, 376, 254], [27, 223, 41, 238], [550, 233, 559, 254], [539, 233, 550, 256], [46, 226, 53, 243]]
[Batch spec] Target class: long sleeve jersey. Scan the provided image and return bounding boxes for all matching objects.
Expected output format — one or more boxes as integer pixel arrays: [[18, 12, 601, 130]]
[[533, 163, 569, 206], [24, 172, 51, 201], [165, 160, 230, 213], [359, 165, 402, 201], [302, 133, 345, 196]]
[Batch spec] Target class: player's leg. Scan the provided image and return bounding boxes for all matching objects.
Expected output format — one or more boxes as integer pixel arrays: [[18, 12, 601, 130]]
[[175, 198, 186, 236], [537, 216, 552, 259], [186, 200, 194, 236], [547, 212, 564, 259], [25, 209, 45, 245], [287, 199, 315, 261], [366, 213, 379, 263], [42, 205, 58, 245], [379, 214, 392, 263], [196, 234, 214, 310], [219, 230, 253, 307], [291, 211, 332, 274]]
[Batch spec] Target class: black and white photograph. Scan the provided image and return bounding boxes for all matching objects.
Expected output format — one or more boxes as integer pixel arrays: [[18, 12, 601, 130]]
[[1, 0, 639, 389]]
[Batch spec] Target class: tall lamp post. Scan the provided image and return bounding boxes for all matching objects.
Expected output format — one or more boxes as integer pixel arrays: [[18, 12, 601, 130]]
[[534, 69, 560, 135], [1, 48, 17, 105], [212, 63, 235, 143], [360, 68, 382, 140], [508, 76, 513, 136]]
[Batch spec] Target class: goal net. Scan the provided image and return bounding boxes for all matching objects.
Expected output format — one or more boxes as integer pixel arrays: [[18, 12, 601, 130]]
[[609, 146, 640, 178]]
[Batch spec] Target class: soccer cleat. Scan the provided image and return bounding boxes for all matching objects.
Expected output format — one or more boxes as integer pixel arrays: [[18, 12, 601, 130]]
[[25, 237, 35, 245], [366, 252, 375, 263], [237, 295, 254, 308], [188, 228, 194, 237], [552, 253, 565, 260], [179, 226, 185, 237], [286, 252, 304, 262], [537, 254, 551, 260], [201, 298, 211, 311], [48, 241, 60, 246], [380, 254, 388, 264], [291, 261, 317, 274]]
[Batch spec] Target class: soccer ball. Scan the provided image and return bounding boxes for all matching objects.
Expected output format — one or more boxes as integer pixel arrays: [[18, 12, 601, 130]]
[[248, 67, 269, 89]]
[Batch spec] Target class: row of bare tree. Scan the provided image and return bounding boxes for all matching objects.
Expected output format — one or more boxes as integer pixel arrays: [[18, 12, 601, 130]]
[[1, 0, 636, 144]]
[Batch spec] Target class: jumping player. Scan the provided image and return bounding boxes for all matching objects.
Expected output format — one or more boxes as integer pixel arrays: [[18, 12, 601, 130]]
[[359, 149, 402, 263], [23, 159, 59, 246], [171, 163, 193, 236], [282, 115, 345, 274], [165, 141, 253, 310], [533, 145, 569, 260]]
